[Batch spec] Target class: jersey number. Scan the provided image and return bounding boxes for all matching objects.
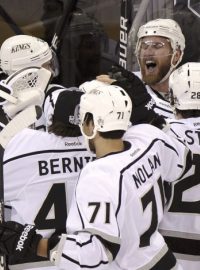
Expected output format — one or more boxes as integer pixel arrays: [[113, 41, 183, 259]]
[[140, 177, 165, 247], [88, 202, 111, 224], [34, 183, 67, 233], [168, 154, 200, 214]]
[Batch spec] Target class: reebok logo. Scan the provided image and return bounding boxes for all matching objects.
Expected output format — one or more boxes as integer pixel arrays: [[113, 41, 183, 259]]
[[16, 225, 34, 251]]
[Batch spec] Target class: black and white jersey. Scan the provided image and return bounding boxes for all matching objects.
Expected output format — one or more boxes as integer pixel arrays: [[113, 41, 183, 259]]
[[159, 117, 200, 270], [3, 128, 95, 270], [0, 106, 9, 131], [34, 84, 67, 131], [52, 124, 190, 270], [134, 71, 174, 119]]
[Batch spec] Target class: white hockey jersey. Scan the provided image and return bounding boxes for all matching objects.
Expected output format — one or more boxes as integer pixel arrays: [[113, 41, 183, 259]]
[[52, 124, 191, 270], [34, 84, 67, 131], [3, 128, 95, 270], [159, 117, 200, 270], [134, 71, 174, 119]]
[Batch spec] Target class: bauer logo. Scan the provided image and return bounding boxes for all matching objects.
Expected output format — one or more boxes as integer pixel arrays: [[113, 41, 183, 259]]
[[11, 43, 31, 53], [119, 15, 128, 69], [16, 224, 34, 252]]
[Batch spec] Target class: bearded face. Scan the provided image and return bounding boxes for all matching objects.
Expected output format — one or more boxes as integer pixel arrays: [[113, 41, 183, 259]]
[[137, 36, 173, 85]]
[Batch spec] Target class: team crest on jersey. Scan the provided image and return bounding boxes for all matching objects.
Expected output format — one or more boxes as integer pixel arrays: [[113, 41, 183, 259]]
[[97, 117, 104, 127], [90, 89, 101, 95], [145, 98, 156, 110], [11, 43, 31, 53], [69, 104, 80, 125]]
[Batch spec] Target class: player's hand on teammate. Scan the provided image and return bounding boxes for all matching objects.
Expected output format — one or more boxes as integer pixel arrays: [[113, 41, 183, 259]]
[[97, 65, 166, 128], [0, 221, 42, 257]]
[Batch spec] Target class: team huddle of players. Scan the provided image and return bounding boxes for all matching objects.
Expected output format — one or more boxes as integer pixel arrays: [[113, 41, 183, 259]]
[[0, 18, 199, 270]]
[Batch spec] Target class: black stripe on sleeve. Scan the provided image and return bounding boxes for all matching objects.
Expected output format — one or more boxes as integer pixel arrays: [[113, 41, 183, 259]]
[[67, 233, 120, 260], [151, 248, 177, 270], [61, 253, 109, 268], [164, 236, 200, 256], [95, 235, 120, 260]]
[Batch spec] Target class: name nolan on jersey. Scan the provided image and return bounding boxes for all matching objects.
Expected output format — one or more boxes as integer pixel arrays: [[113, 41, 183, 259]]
[[132, 152, 161, 189]]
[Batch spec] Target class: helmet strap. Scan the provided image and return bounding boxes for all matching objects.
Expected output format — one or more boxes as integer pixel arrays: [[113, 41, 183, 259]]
[[157, 51, 178, 84], [80, 124, 97, 140]]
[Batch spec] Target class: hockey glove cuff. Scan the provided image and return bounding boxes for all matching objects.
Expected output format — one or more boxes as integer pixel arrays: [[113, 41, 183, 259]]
[[47, 233, 60, 261], [0, 221, 42, 258]]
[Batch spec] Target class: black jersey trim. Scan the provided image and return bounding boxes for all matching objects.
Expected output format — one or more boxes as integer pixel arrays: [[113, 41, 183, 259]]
[[61, 253, 109, 268], [150, 248, 177, 270], [3, 148, 88, 164], [154, 105, 172, 114], [121, 138, 179, 173], [116, 138, 180, 216], [164, 235, 200, 256], [67, 233, 120, 260], [43, 85, 65, 109], [66, 234, 94, 247]]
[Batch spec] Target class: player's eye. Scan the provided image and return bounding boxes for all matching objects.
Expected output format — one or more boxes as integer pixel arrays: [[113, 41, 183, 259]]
[[140, 41, 166, 50]]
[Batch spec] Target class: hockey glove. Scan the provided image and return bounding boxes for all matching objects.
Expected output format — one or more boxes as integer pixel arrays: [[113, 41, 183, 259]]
[[0, 221, 42, 258], [109, 64, 166, 127], [47, 232, 60, 261]]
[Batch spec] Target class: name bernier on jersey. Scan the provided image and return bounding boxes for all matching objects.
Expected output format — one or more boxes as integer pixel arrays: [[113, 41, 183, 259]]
[[132, 153, 161, 189], [38, 156, 94, 176]]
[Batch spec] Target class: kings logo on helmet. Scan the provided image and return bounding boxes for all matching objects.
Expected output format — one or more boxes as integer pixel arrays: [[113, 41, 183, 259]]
[[11, 43, 31, 53]]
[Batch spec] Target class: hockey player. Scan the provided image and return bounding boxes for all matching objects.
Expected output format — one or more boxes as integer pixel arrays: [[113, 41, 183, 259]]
[[0, 84, 193, 270], [97, 18, 185, 120], [0, 34, 63, 131], [0, 71, 94, 270], [158, 62, 200, 270], [134, 18, 185, 118]]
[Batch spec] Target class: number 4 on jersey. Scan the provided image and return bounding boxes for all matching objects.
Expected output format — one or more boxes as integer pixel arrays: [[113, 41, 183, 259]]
[[34, 183, 67, 233]]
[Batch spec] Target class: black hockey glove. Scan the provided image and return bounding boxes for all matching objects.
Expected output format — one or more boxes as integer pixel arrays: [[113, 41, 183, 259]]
[[0, 221, 42, 258], [109, 64, 166, 128], [47, 232, 60, 261]]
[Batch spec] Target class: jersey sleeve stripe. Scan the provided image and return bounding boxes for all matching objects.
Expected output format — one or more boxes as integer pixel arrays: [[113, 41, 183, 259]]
[[61, 253, 109, 268], [162, 234, 200, 256], [66, 234, 95, 247], [67, 231, 120, 260], [121, 138, 179, 174], [3, 148, 88, 164], [137, 244, 177, 270]]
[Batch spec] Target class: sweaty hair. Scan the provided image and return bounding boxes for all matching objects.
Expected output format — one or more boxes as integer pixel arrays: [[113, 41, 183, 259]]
[[48, 118, 82, 137], [175, 109, 200, 118], [84, 112, 125, 139]]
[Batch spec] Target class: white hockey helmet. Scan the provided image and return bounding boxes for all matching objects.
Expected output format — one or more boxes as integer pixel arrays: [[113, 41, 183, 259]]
[[135, 18, 185, 66], [79, 79, 109, 93], [169, 62, 200, 110], [0, 35, 53, 75], [79, 84, 132, 139]]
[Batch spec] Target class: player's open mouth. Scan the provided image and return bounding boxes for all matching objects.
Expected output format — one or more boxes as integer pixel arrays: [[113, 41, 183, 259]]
[[145, 60, 157, 72]]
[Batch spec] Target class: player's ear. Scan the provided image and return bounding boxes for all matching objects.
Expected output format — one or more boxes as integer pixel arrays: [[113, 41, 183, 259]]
[[82, 113, 94, 137], [172, 49, 181, 66], [87, 119, 95, 136]]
